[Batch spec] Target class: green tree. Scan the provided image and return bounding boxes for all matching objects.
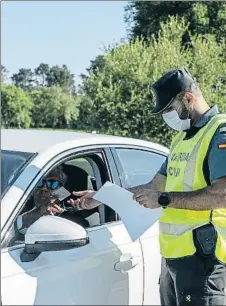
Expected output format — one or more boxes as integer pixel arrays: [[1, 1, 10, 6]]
[[76, 94, 95, 130], [1, 84, 33, 128], [125, 1, 226, 43], [80, 55, 106, 80], [1, 65, 8, 83], [34, 63, 50, 87], [11, 68, 35, 90], [31, 86, 79, 129], [80, 17, 226, 146], [46, 65, 75, 93], [11, 64, 76, 93]]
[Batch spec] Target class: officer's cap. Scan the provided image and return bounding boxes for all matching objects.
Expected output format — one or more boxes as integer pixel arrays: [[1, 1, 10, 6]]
[[151, 67, 195, 114]]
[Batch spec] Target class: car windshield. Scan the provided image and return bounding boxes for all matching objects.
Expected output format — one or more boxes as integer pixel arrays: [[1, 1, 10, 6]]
[[1, 150, 35, 195]]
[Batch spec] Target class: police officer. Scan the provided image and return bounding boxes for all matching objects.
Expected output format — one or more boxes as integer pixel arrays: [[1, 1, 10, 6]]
[[133, 68, 226, 306], [68, 68, 226, 305]]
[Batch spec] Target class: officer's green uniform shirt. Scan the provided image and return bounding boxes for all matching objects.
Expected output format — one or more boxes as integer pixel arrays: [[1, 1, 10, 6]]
[[158, 105, 226, 183]]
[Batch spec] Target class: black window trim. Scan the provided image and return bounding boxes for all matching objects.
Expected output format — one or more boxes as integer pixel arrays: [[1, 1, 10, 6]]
[[103, 148, 123, 222]]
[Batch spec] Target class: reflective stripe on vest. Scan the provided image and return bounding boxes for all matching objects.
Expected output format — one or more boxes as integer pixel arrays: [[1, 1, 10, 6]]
[[160, 222, 226, 238], [159, 114, 226, 262]]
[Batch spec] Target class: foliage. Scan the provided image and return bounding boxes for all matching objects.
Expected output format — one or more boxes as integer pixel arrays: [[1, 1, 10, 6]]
[[2, 64, 77, 129], [34, 63, 50, 87], [80, 55, 106, 80], [125, 1, 226, 44], [80, 17, 226, 146], [3, 7, 226, 144], [11, 64, 75, 93], [11, 68, 35, 90], [44, 64, 75, 93], [1, 65, 8, 83], [30, 86, 79, 129], [1, 84, 33, 128]]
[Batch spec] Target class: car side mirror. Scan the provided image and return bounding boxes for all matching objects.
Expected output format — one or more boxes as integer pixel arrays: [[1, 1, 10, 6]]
[[20, 215, 89, 262]]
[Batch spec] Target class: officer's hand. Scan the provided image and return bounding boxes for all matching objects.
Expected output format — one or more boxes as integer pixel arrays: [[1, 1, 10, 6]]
[[67, 190, 101, 210], [133, 189, 161, 209]]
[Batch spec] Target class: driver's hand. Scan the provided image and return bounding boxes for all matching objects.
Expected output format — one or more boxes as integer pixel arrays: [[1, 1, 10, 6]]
[[47, 204, 64, 214], [33, 189, 64, 214], [67, 190, 101, 210]]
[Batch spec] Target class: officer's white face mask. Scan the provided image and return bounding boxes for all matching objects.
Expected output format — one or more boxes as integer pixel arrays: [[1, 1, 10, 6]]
[[162, 110, 191, 131]]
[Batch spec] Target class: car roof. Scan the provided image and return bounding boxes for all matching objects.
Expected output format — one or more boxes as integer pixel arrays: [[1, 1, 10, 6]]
[[1, 129, 168, 154]]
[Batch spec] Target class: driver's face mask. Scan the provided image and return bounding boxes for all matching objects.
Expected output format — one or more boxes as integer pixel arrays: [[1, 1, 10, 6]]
[[162, 93, 191, 131]]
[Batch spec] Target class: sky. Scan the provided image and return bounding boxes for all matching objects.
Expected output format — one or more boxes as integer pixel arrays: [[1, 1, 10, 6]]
[[2, 1, 128, 85]]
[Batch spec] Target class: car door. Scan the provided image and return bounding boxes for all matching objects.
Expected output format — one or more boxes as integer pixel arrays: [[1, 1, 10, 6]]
[[112, 146, 167, 305], [1, 147, 144, 306], [1, 223, 143, 305]]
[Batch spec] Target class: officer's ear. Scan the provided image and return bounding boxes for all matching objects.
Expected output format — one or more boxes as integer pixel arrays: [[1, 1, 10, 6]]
[[184, 91, 196, 111]]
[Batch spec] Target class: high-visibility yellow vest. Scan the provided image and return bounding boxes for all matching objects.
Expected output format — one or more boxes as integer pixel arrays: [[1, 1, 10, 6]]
[[159, 114, 226, 263]]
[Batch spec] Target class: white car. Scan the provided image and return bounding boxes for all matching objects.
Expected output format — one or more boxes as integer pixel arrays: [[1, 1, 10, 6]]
[[1, 129, 168, 305]]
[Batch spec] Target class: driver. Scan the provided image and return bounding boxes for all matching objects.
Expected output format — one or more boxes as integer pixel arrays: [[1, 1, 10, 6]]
[[16, 165, 89, 237]]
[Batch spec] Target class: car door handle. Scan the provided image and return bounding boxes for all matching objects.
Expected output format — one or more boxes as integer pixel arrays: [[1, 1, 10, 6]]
[[114, 255, 141, 273]]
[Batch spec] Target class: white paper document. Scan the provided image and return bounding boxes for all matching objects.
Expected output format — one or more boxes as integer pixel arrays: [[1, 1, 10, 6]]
[[93, 181, 163, 241]]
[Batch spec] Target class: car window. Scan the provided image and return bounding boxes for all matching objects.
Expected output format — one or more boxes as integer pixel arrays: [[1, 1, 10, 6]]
[[60, 153, 116, 225], [4, 151, 111, 248], [115, 148, 166, 188], [1, 150, 35, 196], [65, 158, 95, 189], [65, 158, 94, 177], [3, 147, 122, 249]]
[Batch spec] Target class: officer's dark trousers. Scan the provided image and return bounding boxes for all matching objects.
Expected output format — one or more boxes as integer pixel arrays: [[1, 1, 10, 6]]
[[159, 226, 226, 305]]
